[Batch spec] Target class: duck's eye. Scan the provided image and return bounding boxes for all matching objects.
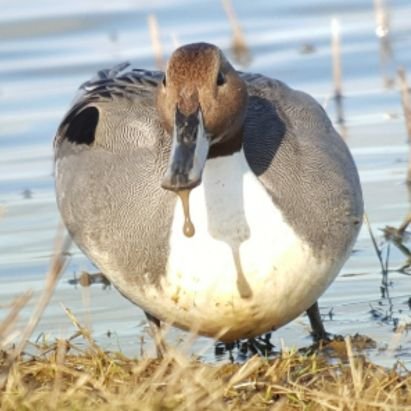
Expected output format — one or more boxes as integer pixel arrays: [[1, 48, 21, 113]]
[[216, 71, 225, 86], [162, 75, 166, 87]]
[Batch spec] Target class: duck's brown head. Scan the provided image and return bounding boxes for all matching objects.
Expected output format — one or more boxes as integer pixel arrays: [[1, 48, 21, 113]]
[[158, 42, 248, 192]]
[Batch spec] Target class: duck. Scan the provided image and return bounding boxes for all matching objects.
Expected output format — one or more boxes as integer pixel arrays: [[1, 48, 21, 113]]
[[54, 42, 363, 354]]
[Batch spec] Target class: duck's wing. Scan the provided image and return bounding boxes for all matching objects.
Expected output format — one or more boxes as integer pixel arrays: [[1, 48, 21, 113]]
[[240, 72, 363, 255], [77, 63, 162, 102], [54, 63, 164, 151]]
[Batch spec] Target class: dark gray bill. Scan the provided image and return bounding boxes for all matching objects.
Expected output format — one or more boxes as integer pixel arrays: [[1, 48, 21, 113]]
[[161, 107, 210, 191]]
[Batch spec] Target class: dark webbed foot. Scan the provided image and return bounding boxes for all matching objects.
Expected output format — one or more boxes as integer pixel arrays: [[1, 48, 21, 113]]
[[244, 333, 274, 357], [215, 333, 275, 362], [215, 303, 330, 361], [145, 312, 167, 358], [306, 301, 330, 341]]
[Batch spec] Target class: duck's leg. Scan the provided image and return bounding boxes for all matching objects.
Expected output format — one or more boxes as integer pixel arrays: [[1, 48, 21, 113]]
[[144, 311, 167, 357], [306, 301, 329, 341]]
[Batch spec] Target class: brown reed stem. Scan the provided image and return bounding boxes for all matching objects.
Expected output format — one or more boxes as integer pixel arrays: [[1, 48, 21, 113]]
[[398, 67, 411, 183], [331, 18, 345, 126], [0, 292, 32, 346], [221, 0, 251, 66], [147, 14, 165, 70], [171, 32, 180, 49], [398, 212, 411, 235], [364, 213, 387, 276], [374, 0, 394, 88]]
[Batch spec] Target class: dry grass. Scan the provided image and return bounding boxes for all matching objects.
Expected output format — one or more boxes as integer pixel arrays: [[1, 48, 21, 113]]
[[0, 225, 70, 390], [0, 331, 410, 410]]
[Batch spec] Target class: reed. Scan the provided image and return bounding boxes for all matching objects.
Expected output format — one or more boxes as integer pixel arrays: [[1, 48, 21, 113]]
[[373, 0, 395, 88], [221, 0, 251, 66], [147, 14, 165, 70], [331, 17, 345, 128], [0, 224, 70, 390], [398, 67, 411, 183], [383, 212, 411, 273]]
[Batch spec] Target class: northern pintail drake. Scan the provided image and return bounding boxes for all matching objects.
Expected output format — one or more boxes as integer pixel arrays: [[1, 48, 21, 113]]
[[54, 43, 363, 349]]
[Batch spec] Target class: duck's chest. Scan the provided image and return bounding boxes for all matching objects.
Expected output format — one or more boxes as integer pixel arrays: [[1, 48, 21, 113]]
[[163, 151, 314, 297], [111, 151, 337, 339]]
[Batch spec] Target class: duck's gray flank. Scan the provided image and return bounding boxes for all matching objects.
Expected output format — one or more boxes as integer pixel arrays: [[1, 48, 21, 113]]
[[242, 76, 362, 258]]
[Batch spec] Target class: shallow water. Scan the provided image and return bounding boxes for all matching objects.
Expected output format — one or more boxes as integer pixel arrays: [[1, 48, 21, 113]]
[[1, 0, 411, 366]]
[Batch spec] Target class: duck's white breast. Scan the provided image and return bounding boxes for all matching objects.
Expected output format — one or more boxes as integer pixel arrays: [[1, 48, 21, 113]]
[[138, 150, 341, 340]]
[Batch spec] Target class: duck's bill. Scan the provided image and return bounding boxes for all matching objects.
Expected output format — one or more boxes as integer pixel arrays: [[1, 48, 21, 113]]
[[161, 107, 210, 191]]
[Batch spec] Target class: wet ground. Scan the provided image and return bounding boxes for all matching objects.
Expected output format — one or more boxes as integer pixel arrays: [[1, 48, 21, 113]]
[[1, 0, 411, 367]]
